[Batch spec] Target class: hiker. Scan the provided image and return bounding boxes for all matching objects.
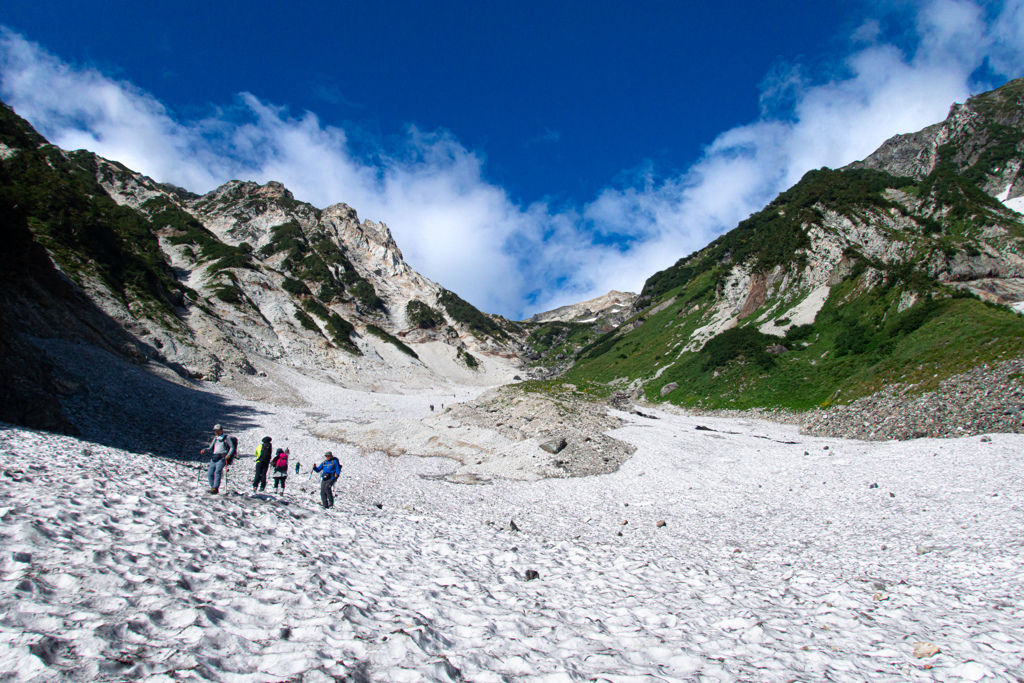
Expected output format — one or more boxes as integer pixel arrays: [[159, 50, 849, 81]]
[[295, 461, 301, 475], [253, 436, 273, 493], [312, 451, 341, 509], [200, 424, 235, 494], [272, 447, 289, 493], [430, 404, 434, 412]]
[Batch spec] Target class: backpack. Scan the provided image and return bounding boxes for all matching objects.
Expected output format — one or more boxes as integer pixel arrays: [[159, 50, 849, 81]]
[[255, 442, 273, 465], [226, 436, 238, 464]]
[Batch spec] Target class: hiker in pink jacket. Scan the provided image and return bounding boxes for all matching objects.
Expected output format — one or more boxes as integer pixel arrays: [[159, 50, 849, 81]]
[[272, 447, 290, 493]]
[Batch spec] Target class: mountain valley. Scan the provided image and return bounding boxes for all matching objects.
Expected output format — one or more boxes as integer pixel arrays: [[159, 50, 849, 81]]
[[3, 79, 1024, 452]]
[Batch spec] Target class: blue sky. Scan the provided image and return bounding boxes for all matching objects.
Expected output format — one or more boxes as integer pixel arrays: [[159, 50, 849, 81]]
[[2, 1, 1024, 318]]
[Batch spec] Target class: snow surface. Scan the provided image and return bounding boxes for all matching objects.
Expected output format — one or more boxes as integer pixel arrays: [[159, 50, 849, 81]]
[[759, 285, 831, 338], [2, 378, 1024, 681], [1003, 195, 1024, 215]]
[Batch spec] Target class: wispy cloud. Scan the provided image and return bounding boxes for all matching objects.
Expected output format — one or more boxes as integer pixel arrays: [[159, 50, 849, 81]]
[[525, 127, 561, 146], [309, 83, 365, 109], [1, 0, 1022, 319], [852, 18, 883, 44]]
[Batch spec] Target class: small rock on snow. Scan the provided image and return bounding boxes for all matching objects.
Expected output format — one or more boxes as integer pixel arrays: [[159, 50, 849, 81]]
[[540, 438, 568, 454]]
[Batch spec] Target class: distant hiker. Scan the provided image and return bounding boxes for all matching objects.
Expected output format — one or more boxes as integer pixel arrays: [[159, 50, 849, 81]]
[[430, 404, 434, 412], [200, 424, 236, 494], [313, 451, 342, 509], [272, 447, 289, 493], [295, 461, 301, 475], [253, 436, 273, 493]]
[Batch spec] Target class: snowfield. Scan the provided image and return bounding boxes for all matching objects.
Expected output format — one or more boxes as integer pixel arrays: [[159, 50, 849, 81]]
[[1, 382, 1023, 682]]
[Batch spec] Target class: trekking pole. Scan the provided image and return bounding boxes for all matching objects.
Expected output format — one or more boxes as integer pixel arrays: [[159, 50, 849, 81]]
[[196, 453, 205, 488]]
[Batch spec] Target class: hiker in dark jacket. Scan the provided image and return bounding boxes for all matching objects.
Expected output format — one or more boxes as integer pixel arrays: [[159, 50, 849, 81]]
[[253, 436, 272, 493], [200, 424, 234, 494], [272, 447, 289, 492], [312, 451, 341, 509]]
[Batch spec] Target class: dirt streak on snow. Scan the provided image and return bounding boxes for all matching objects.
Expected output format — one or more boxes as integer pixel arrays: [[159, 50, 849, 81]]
[[1, 375, 1023, 681]]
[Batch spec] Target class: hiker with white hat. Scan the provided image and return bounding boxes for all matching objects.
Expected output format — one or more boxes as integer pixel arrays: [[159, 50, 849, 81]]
[[199, 424, 236, 494]]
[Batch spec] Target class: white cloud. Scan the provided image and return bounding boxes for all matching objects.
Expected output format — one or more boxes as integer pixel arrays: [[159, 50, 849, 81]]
[[1, 0, 1023, 319], [852, 18, 883, 44], [989, 0, 1024, 74]]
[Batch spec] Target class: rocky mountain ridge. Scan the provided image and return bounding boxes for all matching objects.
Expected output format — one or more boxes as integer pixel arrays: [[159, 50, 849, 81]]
[[89, 155, 528, 379], [527, 290, 637, 325], [559, 77, 1024, 436], [0, 101, 543, 435]]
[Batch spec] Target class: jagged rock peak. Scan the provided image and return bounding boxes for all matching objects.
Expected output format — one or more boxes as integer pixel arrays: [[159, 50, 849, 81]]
[[203, 179, 295, 203], [847, 76, 1024, 183], [322, 202, 359, 223], [844, 122, 945, 181]]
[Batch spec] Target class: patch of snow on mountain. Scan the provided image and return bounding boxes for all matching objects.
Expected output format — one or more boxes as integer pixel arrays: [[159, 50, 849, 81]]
[[760, 285, 831, 337]]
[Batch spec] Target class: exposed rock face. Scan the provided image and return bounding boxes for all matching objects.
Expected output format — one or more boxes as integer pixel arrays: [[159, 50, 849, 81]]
[[737, 273, 767, 320], [86, 155, 523, 390], [528, 290, 637, 325], [849, 81, 1024, 201], [847, 122, 944, 180]]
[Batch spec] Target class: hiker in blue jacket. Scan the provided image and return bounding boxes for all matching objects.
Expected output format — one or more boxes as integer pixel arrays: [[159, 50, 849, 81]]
[[200, 424, 235, 494], [312, 451, 341, 509]]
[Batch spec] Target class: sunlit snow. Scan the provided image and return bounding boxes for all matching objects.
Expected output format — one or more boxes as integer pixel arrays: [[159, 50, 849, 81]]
[[1, 382, 1022, 681]]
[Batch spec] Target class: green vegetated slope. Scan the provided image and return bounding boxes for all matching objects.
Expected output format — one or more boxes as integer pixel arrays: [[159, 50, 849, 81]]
[[568, 279, 1024, 410], [564, 78, 1024, 409], [0, 103, 190, 326], [437, 289, 522, 340], [521, 321, 599, 364]]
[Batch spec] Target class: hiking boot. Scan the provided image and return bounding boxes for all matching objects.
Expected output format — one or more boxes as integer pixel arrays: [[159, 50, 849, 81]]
[[208, 488, 218, 494]]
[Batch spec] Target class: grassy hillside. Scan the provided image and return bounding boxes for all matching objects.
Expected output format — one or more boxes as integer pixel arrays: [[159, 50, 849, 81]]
[[562, 115, 1024, 410], [565, 281, 1024, 410]]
